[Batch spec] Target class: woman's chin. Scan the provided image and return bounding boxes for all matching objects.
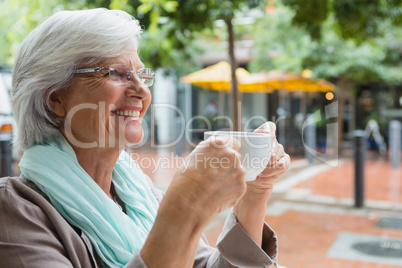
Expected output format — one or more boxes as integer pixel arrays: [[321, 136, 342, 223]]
[[124, 126, 144, 146]]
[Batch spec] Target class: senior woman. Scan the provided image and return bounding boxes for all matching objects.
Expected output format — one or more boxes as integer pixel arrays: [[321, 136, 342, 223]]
[[0, 8, 290, 268]]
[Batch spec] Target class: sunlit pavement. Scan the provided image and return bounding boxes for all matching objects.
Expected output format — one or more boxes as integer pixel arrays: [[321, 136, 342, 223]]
[[130, 146, 402, 268], [265, 159, 402, 268]]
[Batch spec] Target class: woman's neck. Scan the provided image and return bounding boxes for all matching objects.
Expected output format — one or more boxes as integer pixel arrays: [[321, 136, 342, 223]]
[[71, 146, 121, 199]]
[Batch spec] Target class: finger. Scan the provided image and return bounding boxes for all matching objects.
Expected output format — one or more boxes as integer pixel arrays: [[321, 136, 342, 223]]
[[259, 153, 291, 177], [276, 153, 291, 169], [258, 166, 286, 178], [275, 143, 285, 158], [268, 141, 283, 166], [196, 139, 210, 149], [227, 136, 241, 152], [206, 136, 244, 171], [216, 148, 245, 181], [268, 153, 276, 166], [208, 135, 241, 152], [232, 152, 246, 175], [254, 121, 276, 136], [258, 155, 291, 179], [255, 123, 278, 165]]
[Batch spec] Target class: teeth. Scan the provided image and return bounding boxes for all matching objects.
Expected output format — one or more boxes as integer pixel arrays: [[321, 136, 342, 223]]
[[113, 110, 140, 117]]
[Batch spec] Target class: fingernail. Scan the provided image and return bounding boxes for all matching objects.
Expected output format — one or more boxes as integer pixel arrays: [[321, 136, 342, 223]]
[[277, 159, 285, 168]]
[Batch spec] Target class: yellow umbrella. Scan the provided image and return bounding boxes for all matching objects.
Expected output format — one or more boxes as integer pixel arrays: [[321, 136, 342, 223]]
[[268, 71, 319, 91], [180, 62, 335, 93], [238, 70, 294, 92], [237, 70, 309, 91], [238, 70, 334, 92], [237, 72, 275, 93], [180, 61, 250, 92], [312, 79, 335, 92]]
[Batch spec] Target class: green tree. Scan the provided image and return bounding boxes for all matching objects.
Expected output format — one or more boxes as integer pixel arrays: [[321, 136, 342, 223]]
[[283, 0, 402, 153], [0, 0, 147, 65], [139, 0, 266, 131], [283, 0, 402, 42], [250, 0, 402, 153], [0, 0, 107, 65], [0, 0, 206, 87], [248, 5, 313, 73]]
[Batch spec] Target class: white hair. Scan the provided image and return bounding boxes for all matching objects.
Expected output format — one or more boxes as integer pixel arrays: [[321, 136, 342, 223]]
[[11, 8, 142, 150]]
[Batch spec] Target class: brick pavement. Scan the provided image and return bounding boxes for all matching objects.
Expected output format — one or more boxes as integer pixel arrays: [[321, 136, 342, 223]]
[[294, 160, 402, 203], [130, 147, 402, 267], [264, 159, 402, 268]]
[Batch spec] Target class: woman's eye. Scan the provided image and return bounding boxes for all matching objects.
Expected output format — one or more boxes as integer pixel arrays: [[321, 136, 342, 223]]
[[109, 70, 120, 80]]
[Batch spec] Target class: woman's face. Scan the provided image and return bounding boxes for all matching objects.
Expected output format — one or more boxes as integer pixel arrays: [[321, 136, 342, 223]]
[[55, 49, 152, 149]]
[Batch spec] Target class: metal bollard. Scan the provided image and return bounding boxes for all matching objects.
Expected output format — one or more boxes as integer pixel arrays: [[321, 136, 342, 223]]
[[389, 120, 401, 169], [353, 130, 366, 208], [0, 133, 13, 177]]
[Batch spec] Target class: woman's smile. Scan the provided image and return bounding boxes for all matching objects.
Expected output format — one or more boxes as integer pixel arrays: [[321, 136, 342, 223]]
[[111, 106, 143, 121]]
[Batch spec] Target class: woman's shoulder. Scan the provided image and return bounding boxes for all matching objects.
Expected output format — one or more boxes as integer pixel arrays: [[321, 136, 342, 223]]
[[0, 175, 33, 196], [0, 175, 79, 232], [0, 175, 60, 227], [0, 175, 76, 235], [0, 175, 59, 243], [0, 175, 96, 267], [0, 175, 49, 202]]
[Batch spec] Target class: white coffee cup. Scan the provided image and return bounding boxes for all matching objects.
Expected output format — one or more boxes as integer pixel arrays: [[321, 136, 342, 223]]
[[204, 131, 273, 181]]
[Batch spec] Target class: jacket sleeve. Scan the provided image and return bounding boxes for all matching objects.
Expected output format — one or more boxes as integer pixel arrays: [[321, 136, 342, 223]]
[[191, 209, 278, 268]]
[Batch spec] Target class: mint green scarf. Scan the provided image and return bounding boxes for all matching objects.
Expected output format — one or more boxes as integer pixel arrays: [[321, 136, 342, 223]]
[[19, 134, 159, 267]]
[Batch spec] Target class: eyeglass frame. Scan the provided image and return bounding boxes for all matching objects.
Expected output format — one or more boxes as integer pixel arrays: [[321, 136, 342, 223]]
[[73, 64, 155, 87]]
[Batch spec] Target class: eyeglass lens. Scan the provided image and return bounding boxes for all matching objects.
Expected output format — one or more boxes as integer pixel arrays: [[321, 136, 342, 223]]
[[109, 64, 154, 87]]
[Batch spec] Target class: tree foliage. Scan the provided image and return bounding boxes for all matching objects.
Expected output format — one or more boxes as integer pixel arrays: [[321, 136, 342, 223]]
[[0, 0, 95, 65], [302, 20, 402, 85], [138, 0, 267, 130], [135, 0, 266, 73], [283, 0, 402, 42], [248, 5, 313, 74], [263, 0, 402, 151], [250, 1, 402, 85]]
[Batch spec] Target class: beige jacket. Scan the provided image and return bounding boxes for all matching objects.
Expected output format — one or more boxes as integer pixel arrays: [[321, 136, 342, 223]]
[[0, 176, 279, 268]]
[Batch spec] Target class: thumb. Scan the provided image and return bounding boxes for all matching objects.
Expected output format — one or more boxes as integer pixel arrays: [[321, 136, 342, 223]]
[[227, 136, 241, 152], [254, 121, 276, 135], [209, 135, 241, 152]]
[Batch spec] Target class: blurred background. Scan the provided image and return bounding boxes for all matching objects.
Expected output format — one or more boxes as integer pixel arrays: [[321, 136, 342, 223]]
[[0, 0, 401, 267]]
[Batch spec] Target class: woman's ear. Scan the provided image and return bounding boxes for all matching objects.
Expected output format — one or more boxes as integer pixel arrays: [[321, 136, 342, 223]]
[[48, 90, 66, 117]]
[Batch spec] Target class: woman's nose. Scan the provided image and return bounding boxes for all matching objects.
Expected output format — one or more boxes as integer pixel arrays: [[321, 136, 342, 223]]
[[125, 77, 150, 99]]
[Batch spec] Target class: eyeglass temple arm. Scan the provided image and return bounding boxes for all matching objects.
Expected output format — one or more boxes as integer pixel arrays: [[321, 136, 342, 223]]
[[73, 67, 106, 74]]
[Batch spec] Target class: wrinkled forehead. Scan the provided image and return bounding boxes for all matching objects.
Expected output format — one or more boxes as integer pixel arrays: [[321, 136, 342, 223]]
[[88, 48, 144, 69]]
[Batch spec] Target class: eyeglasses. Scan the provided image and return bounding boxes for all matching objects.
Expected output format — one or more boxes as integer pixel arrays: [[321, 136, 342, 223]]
[[73, 64, 155, 87]]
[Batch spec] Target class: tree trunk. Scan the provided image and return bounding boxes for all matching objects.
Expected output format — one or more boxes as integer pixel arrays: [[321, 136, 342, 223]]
[[335, 77, 354, 155], [226, 17, 241, 131]]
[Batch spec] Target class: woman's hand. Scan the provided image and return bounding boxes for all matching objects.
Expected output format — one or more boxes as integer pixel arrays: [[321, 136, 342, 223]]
[[142, 136, 247, 268], [248, 121, 291, 195], [233, 121, 290, 247], [166, 136, 247, 224]]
